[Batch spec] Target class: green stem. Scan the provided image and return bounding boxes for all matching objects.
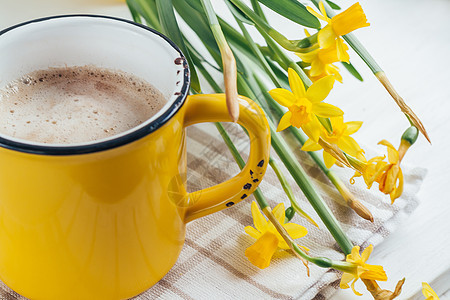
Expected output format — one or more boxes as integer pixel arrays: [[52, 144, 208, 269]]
[[269, 158, 319, 227], [200, 0, 227, 50]]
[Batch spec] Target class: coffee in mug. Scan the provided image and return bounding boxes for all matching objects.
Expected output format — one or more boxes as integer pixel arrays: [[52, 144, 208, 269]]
[[0, 66, 166, 144]]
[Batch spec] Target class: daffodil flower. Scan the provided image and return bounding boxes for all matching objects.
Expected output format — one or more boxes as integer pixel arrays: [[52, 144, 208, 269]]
[[350, 152, 386, 188], [268, 68, 343, 142], [296, 43, 347, 83], [340, 245, 387, 296], [375, 140, 404, 203], [244, 201, 308, 269], [307, 2, 370, 62], [351, 140, 404, 203], [301, 116, 364, 168], [422, 282, 440, 300]]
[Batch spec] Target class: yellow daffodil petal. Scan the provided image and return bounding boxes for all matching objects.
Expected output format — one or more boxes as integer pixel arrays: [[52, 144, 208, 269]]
[[312, 102, 343, 118], [301, 138, 322, 152], [384, 165, 400, 195], [278, 240, 290, 250], [422, 282, 440, 300], [390, 168, 403, 203], [306, 75, 335, 103], [323, 150, 337, 168], [319, 1, 328, 20], [268, 88, 295, 108], [272, 202, 285, 224], [306, 6, 328, 22], [310, 59, 326, 77], [340, 245, 388, 296], [283, 223, 308, 239], [338, 136, 363, 157], [378, 140, 399, 164], [340, 272, 354, 289], [277, 111, 292, 132], [302, 116, 321, 142], [351, 279, 363, 296], [318, 44, 341, 64], [296, 49, 319, 63], [336, 38, 350, 63], [360, 264, 388, 281], [343, 121, 363, 135], [318, 25, 336, 49], [361, 244, 373, 262], [251, 201, 267, 232], [244, 226, 261, 240], [348, 245, 361, 261], [369, 162, 389, 188], [378, 139, 395, 150], [326, 64, 343, 83], [245, 231, 279, 269], [331, 2, 370, 36], [288, 68, 306, 98]]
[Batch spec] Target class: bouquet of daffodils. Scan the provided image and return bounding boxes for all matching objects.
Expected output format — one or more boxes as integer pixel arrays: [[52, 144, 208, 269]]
[[125, 0, 435, 299]]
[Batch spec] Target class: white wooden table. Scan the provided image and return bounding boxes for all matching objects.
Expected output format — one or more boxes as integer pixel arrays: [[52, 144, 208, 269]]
[[1, 0, 449, 299]]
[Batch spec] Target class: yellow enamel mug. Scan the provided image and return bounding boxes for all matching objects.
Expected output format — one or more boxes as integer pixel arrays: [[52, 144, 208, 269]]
[[0, 15, 270, 299]]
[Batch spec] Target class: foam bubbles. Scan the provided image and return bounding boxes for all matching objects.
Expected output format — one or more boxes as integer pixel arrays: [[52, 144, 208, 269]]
[[0, 66, 167, 144]]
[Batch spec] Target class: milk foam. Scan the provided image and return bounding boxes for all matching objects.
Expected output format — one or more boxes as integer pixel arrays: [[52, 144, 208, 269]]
[[0, 66, 166, 144]]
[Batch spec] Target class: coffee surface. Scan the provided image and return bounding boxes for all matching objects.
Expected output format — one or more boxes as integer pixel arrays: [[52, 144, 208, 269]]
[[0, 66, 166, 144]]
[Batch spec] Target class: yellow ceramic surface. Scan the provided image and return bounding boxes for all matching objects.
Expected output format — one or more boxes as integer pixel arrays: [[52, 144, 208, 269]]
[[0, 92, 270, 299]]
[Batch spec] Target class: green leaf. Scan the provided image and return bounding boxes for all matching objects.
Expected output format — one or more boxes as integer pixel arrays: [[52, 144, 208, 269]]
[[134, 0, 162, 32], [173, 0, 219, 54], [224, 0, 254, 25], [126, 0, 143, 24], [266, 59, 290, 89], [325, 0, 341, 10], [341, 61, 363, 82], [256, 0, 320, 29], [185, 0, 204, 12], [250, 0, 267, 22], [156, 0, 201, 92], [125, 0, 140, 23]]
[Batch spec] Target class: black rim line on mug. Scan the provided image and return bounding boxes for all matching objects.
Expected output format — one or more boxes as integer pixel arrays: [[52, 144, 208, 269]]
[[0, 14, 190, 156]]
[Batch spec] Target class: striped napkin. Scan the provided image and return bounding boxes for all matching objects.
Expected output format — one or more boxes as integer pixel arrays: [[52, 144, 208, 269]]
[[0, 122, 426, 300]]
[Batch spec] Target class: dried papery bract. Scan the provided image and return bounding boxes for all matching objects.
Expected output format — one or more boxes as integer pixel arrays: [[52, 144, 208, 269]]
[[375, 72, 430, 143]]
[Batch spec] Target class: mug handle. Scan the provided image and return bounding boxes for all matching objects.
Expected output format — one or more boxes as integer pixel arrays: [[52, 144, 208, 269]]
[[182, 94, 271, 222]]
